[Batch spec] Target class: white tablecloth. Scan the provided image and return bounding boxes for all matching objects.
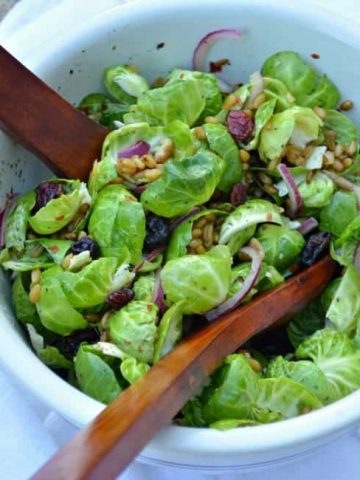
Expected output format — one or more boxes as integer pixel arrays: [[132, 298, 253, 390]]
[[1, 1, 360, 479]]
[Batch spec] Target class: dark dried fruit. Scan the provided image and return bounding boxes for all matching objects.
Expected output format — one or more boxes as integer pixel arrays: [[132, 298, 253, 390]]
[[227, 110, 254, 142], [106, 288, 134, 309], [55, 327, 100, 358], [70, 237, 101, 259], [300, 231, 331, 266], [32, 182, 63, 214], [144, 214, 170, 252], [230, 182, 247, 206]]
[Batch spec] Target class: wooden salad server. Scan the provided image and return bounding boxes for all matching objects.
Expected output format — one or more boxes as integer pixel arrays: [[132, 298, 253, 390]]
[[0, 47, 338, 480]]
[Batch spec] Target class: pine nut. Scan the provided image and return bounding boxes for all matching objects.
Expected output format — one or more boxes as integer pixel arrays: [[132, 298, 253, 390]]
[[243, 109, 253, 119], [143, 168, 162, 181], [242, 163, 249, 170], [339, 100, 353, 111], [239, 149, 250, 162], [268, 157, 280, 171], [324, 150, 335, 165], [78, 230, 87, 240], [29, 284, 41, 304], [334, 144, 343, 157], [31, 269, 41, 284], [252, 92, 266, 110], [143, 154, 157, 168], [194, 126, 206, 141], [62, 253, 73, 269], [347, 140, 357, 156], [195, 245, 206, 254], [263, 184, 278, 195], [247, 357, 262, 373], [194, 218, 207, 229], [154, 139, 174, 163], [101, 311, 112, 330], [333, 160, 345, 172], [84, 313, 101, 323], [132, 156, 146, 170], [258, 172, 273, 185], [203, 223, 214, 244], [223, 94, 237, 110], [249, 238, 265, 259], [189, 239, 202, 249], [192, 228, 203, 239], [343, 157, 354, 168], [313, 106, 326, 119], [204, 116, 219, 124]]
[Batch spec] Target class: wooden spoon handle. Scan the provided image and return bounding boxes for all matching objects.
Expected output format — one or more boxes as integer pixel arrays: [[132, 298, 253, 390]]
[[0, 46, 108, 180], [32, 256, 337, 480]]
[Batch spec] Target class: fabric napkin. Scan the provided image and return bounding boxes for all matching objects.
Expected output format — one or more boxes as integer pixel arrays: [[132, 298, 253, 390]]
[[1, 1, 360, 479]]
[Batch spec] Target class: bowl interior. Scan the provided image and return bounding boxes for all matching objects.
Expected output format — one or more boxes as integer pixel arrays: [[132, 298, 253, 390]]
[[1, 0, 360, 471]]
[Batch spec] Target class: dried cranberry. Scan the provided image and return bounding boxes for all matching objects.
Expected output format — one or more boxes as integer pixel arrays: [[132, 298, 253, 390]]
[[106, 288, 134, 309], [32, 182, 63, 214], [144, 214, 170, 252], [230, 182, 247, 206], [70, 237, 101, 259], [300, 231, 331, 266], [227, 110, 254, 142], [55, 327, 100, 358]]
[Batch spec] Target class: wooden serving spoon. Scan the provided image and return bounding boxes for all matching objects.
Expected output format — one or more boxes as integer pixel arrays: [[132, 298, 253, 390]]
[[0, 47, 338, 480]]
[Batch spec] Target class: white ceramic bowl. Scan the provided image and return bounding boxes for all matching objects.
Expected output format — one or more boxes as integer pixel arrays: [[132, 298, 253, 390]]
[[1, 0, 360, 473]]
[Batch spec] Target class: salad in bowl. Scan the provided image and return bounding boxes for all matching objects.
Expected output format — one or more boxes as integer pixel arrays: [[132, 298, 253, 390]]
[[1, 33, 360, 431]]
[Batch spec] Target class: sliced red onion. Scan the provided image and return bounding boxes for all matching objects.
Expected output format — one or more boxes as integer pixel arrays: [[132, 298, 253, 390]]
[[277, 163, 302, 219], [192, 28, 242, 72], [153, 268, 167, 314], [0, 192, 19, 247], [324, 171, 360, 209], [134, 184, 148, 195], [169, 207, 202, 232], [205, 246, 262, 322], [134, 245, 166, 273], [297, 217, 318, 236], [354, 243, 360, 276], [246, 71, 265, 108], [118, 140, 150, 159], [230, 182, 247, 206]]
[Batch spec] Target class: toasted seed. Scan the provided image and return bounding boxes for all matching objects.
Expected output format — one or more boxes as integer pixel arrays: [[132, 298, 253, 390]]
[[263, 184, 278, 195], [205, 213, 217, 222], [223, 94, 237, 110], [324, 150, 335, 165], [143, 168, 162, 181], [101, 311, 112, 330], [343, 157, 354, 168], [29, 244, 44, 258], [268, 157, 280, 171], [203, 223, 214, 244], [62, 253, 74, 269], [242, 162, 249, 170], [333, 160, 345, 172], [258, 172, 272, 185], [154, 139, 174, 163], [205, 116, 219, 124], [247, 357, 262, 373], [252, 92, 266, 110], [100, 331, 108, 342], [84, 313, 101, 323], [31, 268, 42, 284], [334, 144, 344, 158], [347, 139, 358, 156], [192, 228, 203, 239], [29, 284, 42, 304], [194, 126, 206, 141], [339, 100, 353, 111], [313, 106, 326, 119], [194, 218, 207, 229], [109, 177, 124, 184], [239, 149, 250, 162], [143, 154, 157, 168], [132, 156, 146, 170], [213, 233, 220, 243], [62, 233, 78, 241], [195, 245, 206, 254], [306, 170, 315, 183], [304, 144, 314, 159], [78, 230, 87, 240], [189, 239, 203, 249], [243, 109, 253, 119]]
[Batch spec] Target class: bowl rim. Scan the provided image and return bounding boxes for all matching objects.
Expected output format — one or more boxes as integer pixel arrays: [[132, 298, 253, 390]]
[[2, 0, 360, 467]]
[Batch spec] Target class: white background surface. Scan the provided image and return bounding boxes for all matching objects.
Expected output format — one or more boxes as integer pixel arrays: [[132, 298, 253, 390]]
[[1, 1, 360, 479]]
